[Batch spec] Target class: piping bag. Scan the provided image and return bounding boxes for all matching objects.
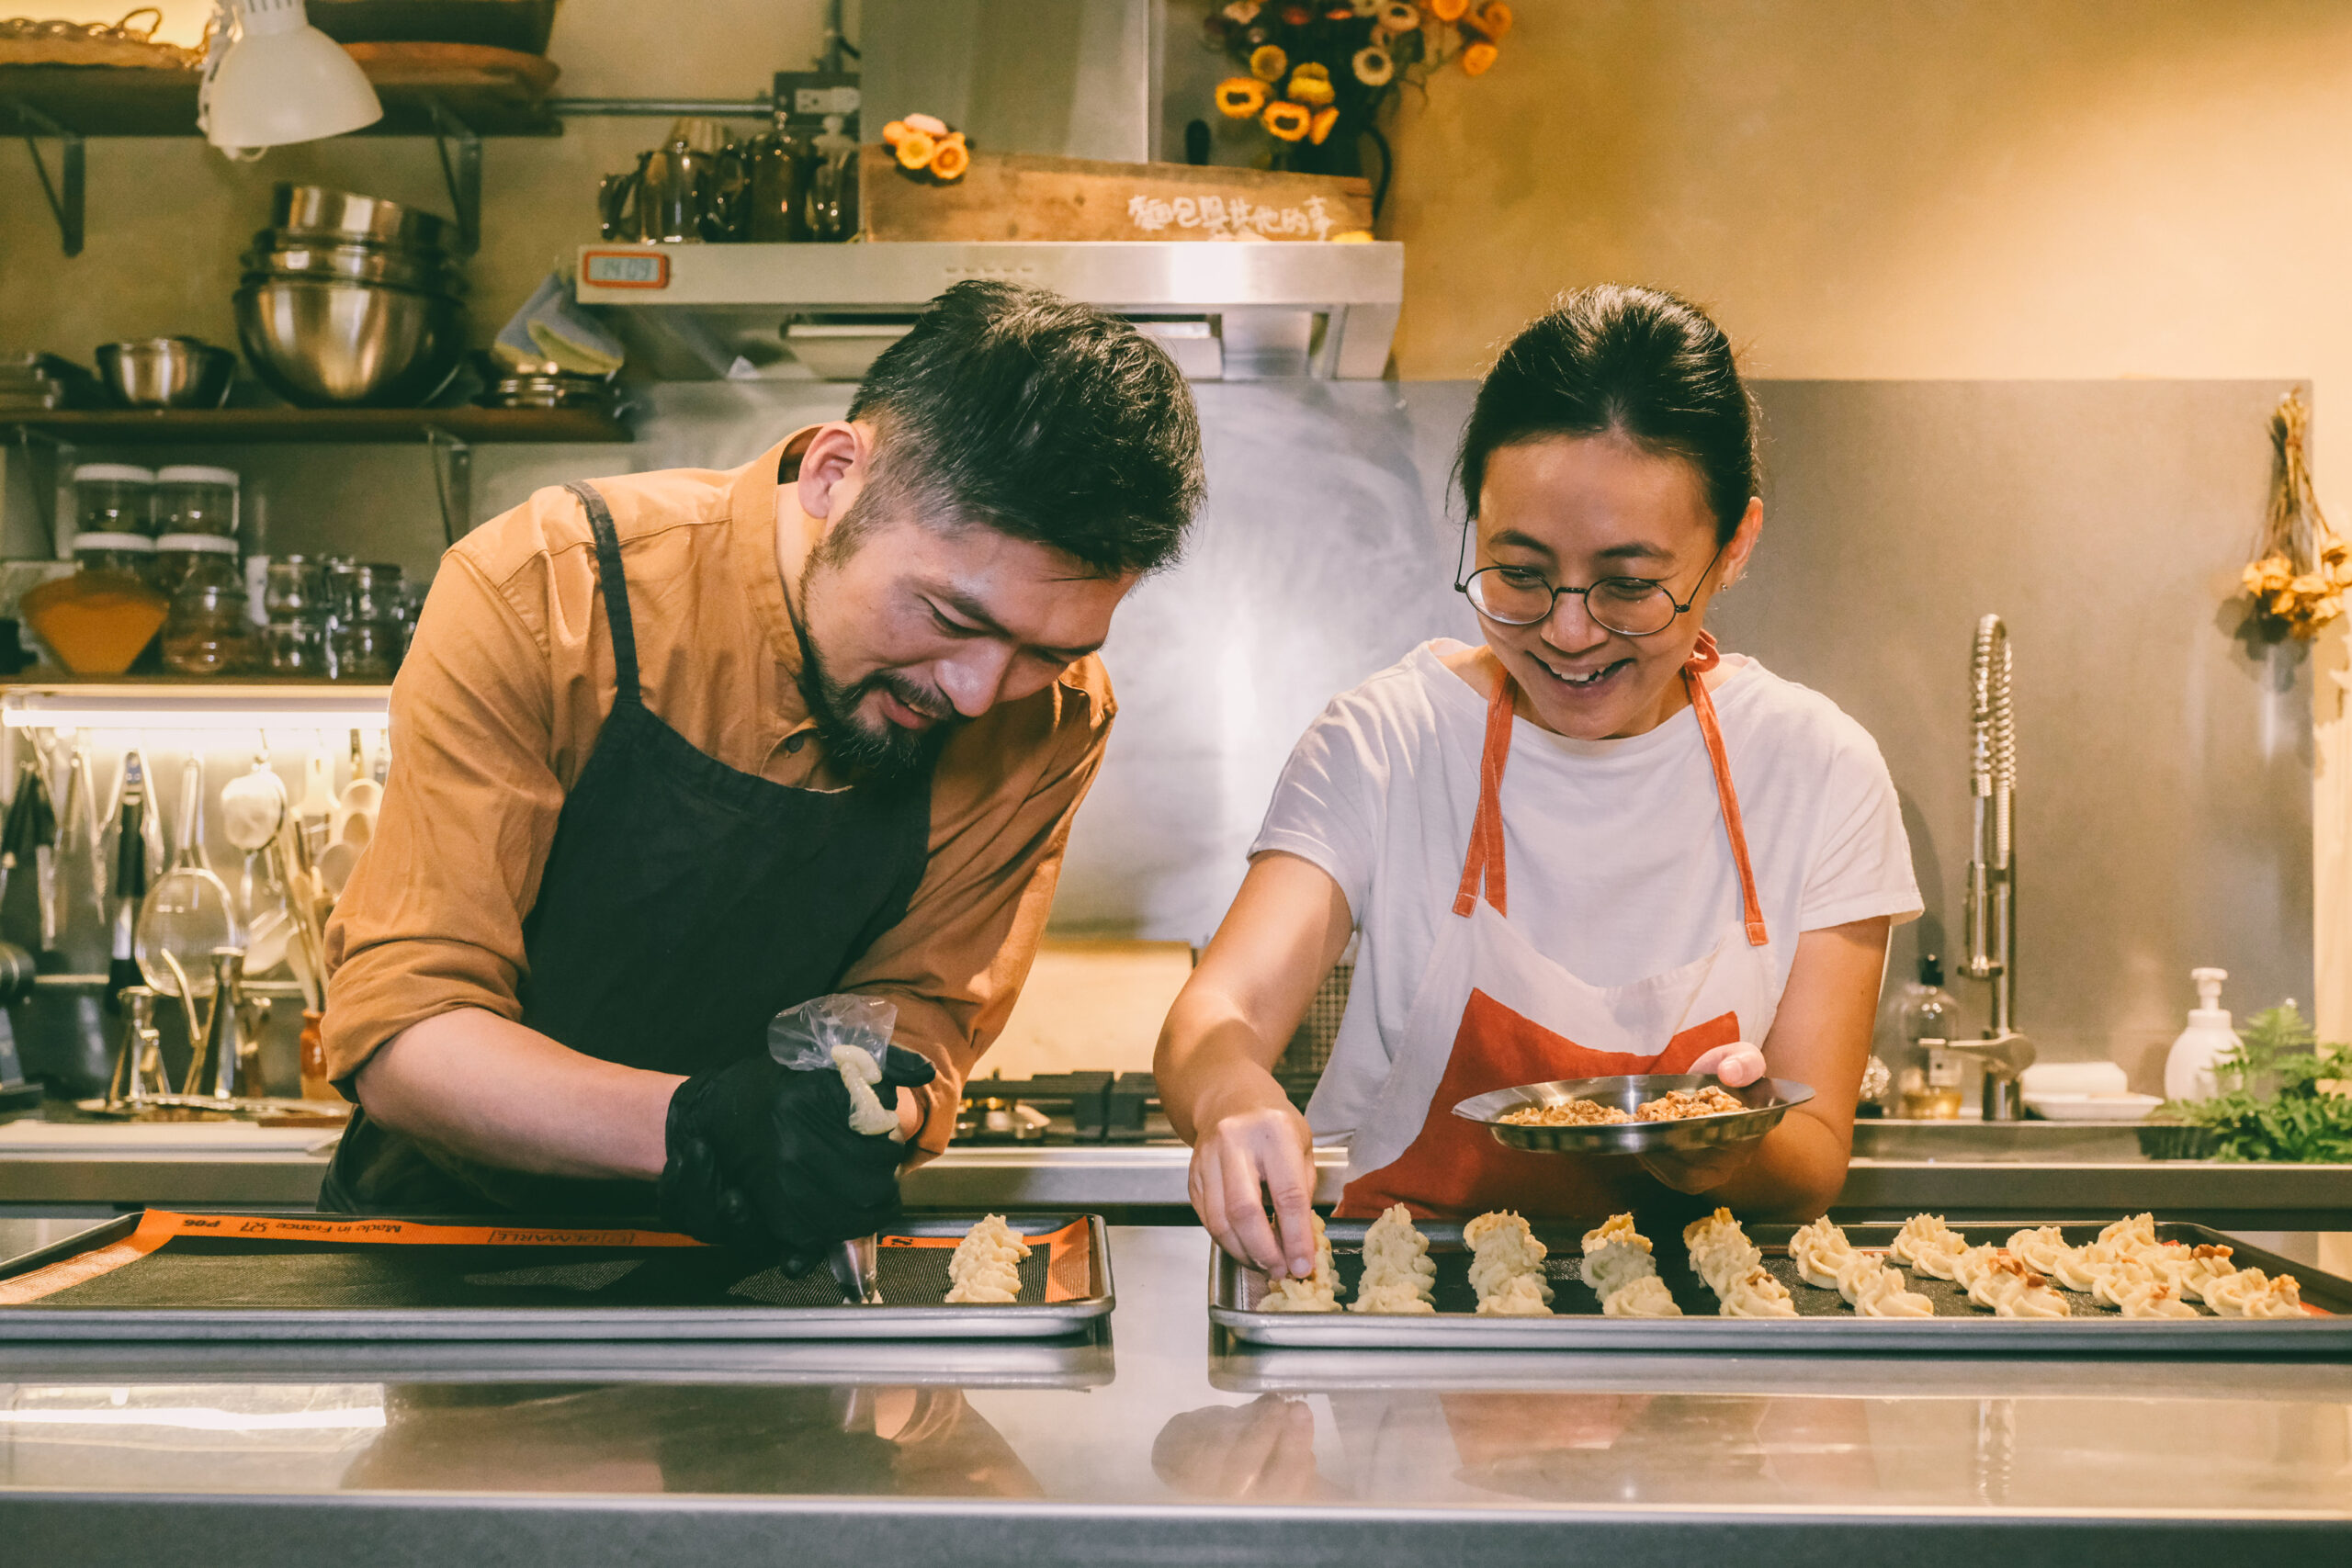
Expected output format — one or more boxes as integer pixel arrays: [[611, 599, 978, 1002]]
[[767, 993, 905, 1305]]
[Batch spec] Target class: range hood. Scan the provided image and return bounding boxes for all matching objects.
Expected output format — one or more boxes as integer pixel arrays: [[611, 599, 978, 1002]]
[[573, 0, 1402, 382], [575, 239, 1403, 382]]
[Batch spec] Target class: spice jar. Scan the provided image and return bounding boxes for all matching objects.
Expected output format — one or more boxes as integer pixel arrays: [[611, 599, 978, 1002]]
[[154, 465, 240, 538], [153, 533, 241, 596], [21, 535, 165, 673], [73, 464, 156, 537], [161, 582, 259, 675]]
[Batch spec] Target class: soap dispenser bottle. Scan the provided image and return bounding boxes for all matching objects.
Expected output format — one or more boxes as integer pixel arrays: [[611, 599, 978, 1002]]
[[1894, 953, 1965, 1118], [2164, 967, 2242, 1102]]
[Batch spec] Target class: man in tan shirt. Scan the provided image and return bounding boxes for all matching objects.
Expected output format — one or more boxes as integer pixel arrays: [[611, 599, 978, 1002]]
[[318, 282, 1204, 1263]]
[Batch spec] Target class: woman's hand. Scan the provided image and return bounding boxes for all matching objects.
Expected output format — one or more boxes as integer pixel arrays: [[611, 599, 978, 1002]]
[[1187, 1077, 1319, 1278], [1636, 1039, 1770, 1192], [1686, 1039, 1768, 1087]]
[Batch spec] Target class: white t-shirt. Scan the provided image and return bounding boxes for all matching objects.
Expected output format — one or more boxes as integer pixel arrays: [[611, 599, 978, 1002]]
[[1251, 640, 1922, 1130]]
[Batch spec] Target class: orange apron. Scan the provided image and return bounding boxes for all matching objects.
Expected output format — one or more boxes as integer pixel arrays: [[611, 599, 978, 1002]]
[[1332, 636, 1775, 1220]]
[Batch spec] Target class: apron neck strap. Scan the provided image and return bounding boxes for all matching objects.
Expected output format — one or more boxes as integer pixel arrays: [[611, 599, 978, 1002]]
[[563, 480, 645, 708], [1449, 641, 1771, 949], [1452, 668, 1519, 919], [1683, 654, 1770, 947]]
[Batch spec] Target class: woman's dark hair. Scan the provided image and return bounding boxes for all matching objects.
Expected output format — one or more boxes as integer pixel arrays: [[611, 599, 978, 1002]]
[[844, 279, 1204, 576], [1456, 284, 1758, 543]]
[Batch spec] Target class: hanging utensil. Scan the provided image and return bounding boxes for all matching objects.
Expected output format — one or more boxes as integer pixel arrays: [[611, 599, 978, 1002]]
[[220, 745, 289, 926], [297, 743, 334, 862], [107, 750, 152, 1004], [64, 736, 105, 911], [136, 757, 243, 1011], [0, 754, 58, 951]]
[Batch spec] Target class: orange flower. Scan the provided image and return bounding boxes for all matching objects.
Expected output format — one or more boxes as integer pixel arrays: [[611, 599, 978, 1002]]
[[1250, 43, 1289, 81], [1308, 106, 1341, 144], [881, 119, 910, 146], [1216, 76, 1271, 118], [928, 133, 970, 181], [1261, 100, 1313, 141], [894, 129, 937, 169], [1471, 1, 1512, 39], [1428, 0, 1467, 19], [1461, 39, 1498, 74]]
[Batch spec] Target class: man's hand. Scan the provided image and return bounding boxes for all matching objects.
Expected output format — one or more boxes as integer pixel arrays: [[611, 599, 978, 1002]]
[[659, 1044, 937, 1258]]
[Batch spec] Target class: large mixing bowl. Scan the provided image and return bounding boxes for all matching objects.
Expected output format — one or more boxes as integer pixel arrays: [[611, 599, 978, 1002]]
[[233, 278, 466, 408], [270, 183, 454, 254], [94, 337, 237, 408], [242, 239, 468, 295]]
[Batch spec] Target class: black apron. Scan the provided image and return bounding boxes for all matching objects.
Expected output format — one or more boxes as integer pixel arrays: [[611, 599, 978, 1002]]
[[321, 479, 933, 1214]]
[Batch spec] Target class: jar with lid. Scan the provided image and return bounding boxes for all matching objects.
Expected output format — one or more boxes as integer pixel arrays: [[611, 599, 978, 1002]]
[[73, 463, 156, 537], [330, 562, 406, 681], [262, 555, 329, 675], [161, 582, 259, 675], [20, 535, 166, 673], [153, 533, 242, 596], [153, 465, 240, 538]]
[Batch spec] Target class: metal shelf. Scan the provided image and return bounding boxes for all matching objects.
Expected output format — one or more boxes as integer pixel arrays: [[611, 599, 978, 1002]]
[[5, 406, 625, 446]]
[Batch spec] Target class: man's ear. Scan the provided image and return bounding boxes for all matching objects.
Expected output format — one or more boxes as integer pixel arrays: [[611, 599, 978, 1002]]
[[797, 421, 873, 524]]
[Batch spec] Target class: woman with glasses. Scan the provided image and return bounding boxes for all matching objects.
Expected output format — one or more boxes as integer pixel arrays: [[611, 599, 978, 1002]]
[[1156, 286, 1922, 1280]]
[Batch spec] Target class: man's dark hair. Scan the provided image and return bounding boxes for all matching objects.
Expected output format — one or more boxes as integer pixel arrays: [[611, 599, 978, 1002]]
[[843, 279, 1205, 576]]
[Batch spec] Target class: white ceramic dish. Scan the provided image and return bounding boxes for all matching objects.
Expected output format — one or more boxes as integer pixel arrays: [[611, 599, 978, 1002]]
[[2022, 1090, 2165, 1122]]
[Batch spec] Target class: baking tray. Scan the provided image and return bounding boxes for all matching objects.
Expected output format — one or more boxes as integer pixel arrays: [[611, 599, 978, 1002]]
[[0, 1210, 1114, 1342], [1211, 1218, 2352, 1353], [1453, 1073, 1815, 1156]]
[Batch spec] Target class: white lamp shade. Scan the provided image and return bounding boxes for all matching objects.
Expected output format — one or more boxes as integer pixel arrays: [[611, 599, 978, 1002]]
[[203, 11, 383, 151]]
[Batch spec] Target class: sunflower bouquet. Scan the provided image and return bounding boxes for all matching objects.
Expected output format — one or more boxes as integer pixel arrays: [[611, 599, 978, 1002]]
[[2242, 389, 2351, 642], [1206, 0, 1511, 175]]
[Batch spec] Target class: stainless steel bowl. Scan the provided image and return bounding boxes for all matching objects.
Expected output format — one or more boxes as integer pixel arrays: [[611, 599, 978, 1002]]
[[242, 240, 467, 295], [1453, 1073, 1816, 1156], [270, 183, 453, 254], [93, 337, 236, 409], [233, 279, 466, 408]]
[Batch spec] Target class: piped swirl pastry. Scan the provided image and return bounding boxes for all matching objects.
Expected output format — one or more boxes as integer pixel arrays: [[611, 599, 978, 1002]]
[[1464, 1210, 1555, 1317], [1257, 1211, 1342, 1314], [1576, 1212, 1679, 1318], [1348, 1203, 1438, 1314], [945, 1214, 1031, 1303], [1684, 1209, 1795, 1318]]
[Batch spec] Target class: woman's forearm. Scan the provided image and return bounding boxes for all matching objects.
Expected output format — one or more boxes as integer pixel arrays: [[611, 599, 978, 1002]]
[[354, 1008, 684, 1181], [1701, 1110, 1851, 1217], [1158, 990, 1285, 1144]]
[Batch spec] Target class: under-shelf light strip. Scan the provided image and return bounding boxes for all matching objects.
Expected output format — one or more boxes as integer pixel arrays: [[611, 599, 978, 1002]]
[[1, 697, 391, 733]]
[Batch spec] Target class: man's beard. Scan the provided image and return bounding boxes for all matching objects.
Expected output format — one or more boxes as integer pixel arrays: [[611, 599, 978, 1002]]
[[792, 581, 958, 785]]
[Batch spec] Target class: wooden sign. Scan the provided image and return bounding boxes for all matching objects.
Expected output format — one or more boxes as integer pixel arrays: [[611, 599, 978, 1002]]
[[859, 147, 1374, 243]]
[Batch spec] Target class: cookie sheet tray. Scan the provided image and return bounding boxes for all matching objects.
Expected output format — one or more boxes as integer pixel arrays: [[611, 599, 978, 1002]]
[[1210, 1219, 2352, 1354], [0, 1211, 1114, 1342]]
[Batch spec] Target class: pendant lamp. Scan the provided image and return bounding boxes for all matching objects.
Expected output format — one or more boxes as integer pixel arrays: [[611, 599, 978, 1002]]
[[198, 0, 383, 157]]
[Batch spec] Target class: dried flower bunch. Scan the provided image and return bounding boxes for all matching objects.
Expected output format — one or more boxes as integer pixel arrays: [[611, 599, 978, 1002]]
[[882, 112, 970, 184], [2243, 389, 2350, 640], [1208, 0, 1511, 165]]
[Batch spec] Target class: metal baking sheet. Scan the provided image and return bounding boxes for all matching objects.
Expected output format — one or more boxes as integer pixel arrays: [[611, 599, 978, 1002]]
[[1453, 1073, 1815, 1156], [0, 1211, 1114, 1342], [1210, 1218, 2352, 1354]]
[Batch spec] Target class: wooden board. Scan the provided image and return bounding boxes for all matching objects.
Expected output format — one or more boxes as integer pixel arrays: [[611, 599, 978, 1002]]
[[860, 147, 1374, 243]]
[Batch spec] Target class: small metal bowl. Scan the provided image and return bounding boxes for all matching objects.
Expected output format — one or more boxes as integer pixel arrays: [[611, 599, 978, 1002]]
[[94, 337, 236, 409], [1453, 1073, 1815, 1156]]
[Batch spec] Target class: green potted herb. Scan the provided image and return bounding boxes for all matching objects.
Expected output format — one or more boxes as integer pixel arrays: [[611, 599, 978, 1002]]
[[2149, 1003, 2352, 1162]]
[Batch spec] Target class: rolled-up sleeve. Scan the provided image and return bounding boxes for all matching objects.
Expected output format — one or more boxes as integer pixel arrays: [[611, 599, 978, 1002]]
[[321, 550, 566, 1087], [840, 674, 1114, 1161]]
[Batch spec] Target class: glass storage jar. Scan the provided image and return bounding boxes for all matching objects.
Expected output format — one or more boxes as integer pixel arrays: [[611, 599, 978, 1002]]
[[153, 465, 240, 538], [21, 536, 166, 673], [329, 562, 405, 681], [161, 582, 259, 675], [72, 464, 156, 537], [153, 533, 242, 597]]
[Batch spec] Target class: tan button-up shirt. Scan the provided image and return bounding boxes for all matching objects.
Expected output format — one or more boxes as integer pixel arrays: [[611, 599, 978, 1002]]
[[322, 430, 1114, 1159]]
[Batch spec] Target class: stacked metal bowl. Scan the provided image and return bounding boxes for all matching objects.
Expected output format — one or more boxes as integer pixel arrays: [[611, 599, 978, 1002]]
[[474, 355, 618, 413], [234, 185, 469, 408]]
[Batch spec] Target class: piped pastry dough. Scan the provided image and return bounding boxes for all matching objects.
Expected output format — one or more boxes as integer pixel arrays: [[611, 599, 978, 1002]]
[[1258, 1212, 1342, 1314], [1464, 1210, 1554, 1316], [944, 1214, 1031, 1303], [1348, 1203, 1439, 1314], [1575, 1212, 1680, 1318]]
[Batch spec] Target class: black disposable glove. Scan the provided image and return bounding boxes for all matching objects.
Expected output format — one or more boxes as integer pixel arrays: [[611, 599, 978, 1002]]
[[658, 1044, 938, 1266]]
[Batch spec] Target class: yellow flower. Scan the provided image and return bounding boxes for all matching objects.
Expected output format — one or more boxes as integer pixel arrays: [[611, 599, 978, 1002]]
[[1308, 106, 1341, 143], [1461, 39, 1498, 74], [1353, 45, 1395, 85], [1216, 76, 1272, 118], [894, 129, 937, 170], [1289, 73, 1336, 105], [1429, 0, 1467, 19], [1293, 61, 1331, 80], [1250, 43, 1289, 82], [1261, 100, 1314, 141], [2291, 573, 2330, 599], [928, 133, 970, 181], [2246, 554, 2296, 594], [1470, 1, 1512, 39], [881, 119, 910, 147]]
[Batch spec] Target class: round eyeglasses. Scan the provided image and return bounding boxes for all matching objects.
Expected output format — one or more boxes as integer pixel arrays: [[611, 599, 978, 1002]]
[[1457, 541, 1728, 637]]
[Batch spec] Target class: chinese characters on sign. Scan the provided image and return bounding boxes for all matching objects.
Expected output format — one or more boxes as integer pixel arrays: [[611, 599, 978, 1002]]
[[1125, 192, 1336, 239]]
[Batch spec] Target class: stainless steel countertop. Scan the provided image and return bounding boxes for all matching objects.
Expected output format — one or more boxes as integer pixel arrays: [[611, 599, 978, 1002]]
[[2, 1224, 2348, 1565], [7, 1126, 2352, 1227]]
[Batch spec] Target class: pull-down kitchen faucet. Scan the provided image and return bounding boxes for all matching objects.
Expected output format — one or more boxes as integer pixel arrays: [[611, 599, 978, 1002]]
[[1951, 613, 2035, 1117]]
